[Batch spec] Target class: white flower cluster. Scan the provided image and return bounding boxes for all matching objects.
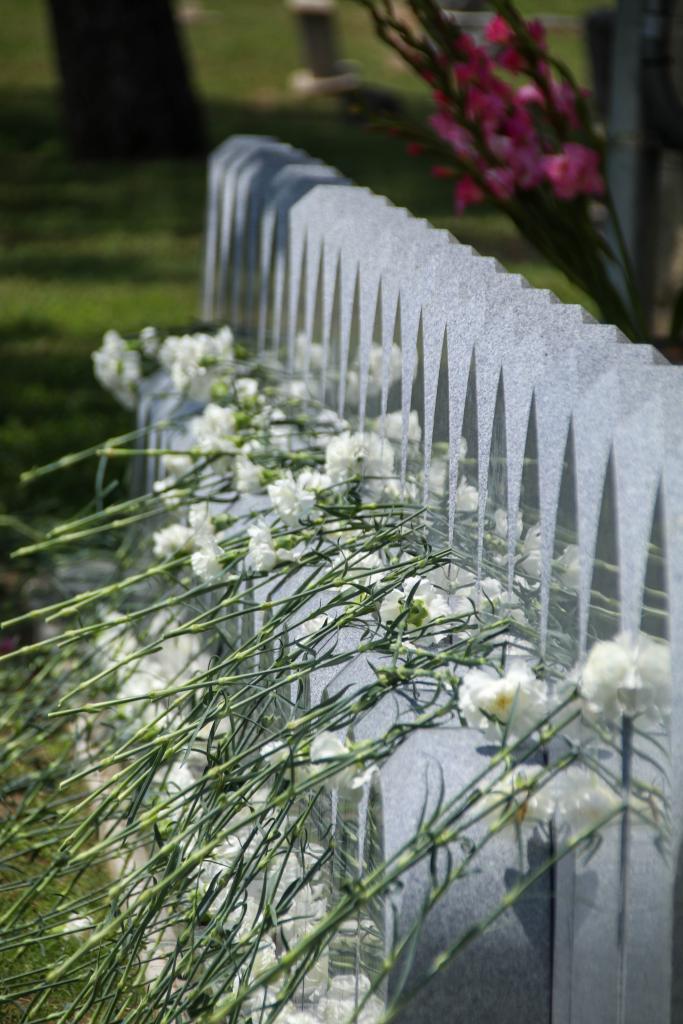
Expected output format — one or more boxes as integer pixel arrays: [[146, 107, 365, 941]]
[[578, 631, 671, 725], [309, 731, 377, 801], [459, 658, 549, 743], [152, 504, 223, 581], [92, 330, 142, 409], [325, 431, 394, 494], [158, 327, 234, 401], [379, 575, 450, 631]]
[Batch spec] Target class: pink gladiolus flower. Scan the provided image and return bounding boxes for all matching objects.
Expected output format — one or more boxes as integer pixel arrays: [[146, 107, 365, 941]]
[[542, 143, 604, 200], [517, 82, 545, 106], [485, 14, 514, 45], [505, 106, 535, 143], [549, 80, 580, 129], [429, 111, 476, 159], [528, 19, 547, 47], [466, 87, 508, 130], [509, 143, 544, 189], [484, 166, 516, 200], [498, 45, 525, 72], [455, 176, 485, 213]]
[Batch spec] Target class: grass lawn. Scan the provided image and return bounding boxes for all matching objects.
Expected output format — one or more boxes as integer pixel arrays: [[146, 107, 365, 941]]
[[0, 0, 599, 543]]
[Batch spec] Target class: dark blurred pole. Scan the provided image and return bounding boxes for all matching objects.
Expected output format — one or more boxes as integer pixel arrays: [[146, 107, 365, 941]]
[[48, 0, 205, 159], [605, 0, 660, 333]]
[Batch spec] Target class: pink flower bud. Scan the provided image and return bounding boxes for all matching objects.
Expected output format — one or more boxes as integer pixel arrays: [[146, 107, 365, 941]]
[[454, 176, 485, 213], [485, 14, 514, 45]]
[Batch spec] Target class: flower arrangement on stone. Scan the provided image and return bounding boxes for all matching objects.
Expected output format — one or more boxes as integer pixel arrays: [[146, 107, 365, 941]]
[[1, 321, 670, 1024], [350, 0, 652, 342]]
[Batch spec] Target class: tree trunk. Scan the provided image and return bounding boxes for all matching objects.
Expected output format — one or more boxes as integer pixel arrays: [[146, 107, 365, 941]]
[[48, 0, 205, 159]]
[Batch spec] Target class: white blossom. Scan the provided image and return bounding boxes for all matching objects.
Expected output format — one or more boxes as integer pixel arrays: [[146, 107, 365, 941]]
[[234, 453, 262, 493], [383, 410, 421, 445], [379, 575, 450, 630], [267, 471, 316, 526], [191, 534, 223, 581], [556, 543, 581, 591], [176, 504, 223, 580], [459, 658, 549, 743], [309, 732, 376, 800], [518, 523, 543, 579], [234, 376, 260, 405], [579, 632, 671, 724], [297, 468, 332, 493], [551, 766, 624, 840], [298, 614, 329, 643], [152, 523, 194, 559], [455, 476, 479, 512], [139, 325, 159, 356], [268, 408, 291, 449], [190, 403, 237, 454], [92, 330, 142, 409], [246, 519, 279, 572], [158, 327, 234, 401], [479, 765, 553, 831], [325, 431, 394, 491], [493, 508, 523, 541]]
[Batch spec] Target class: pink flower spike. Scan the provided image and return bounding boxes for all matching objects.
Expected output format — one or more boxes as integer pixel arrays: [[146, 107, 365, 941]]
[[517, 83, 545, 106], [454, 176, 485, 214], [542, 142, 604, 200], [484, 166, 516, 200], [406, 141, 424, 157], [509, 142, 544, 189], [528, 19, 547, 48], [498, 46, 525, 72], [485, 14, 514, 45]]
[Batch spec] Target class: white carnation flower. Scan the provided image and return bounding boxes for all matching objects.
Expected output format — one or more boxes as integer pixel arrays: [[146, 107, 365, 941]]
[[246, 519, 279, 572], [139, 325, 159, 356], [234, 454, 262, 493], [158, 327, 233, 401], [479, 765, 553, 832], [383, 409, 421, 445], [267, 471, 316, 526], [459, 658, 549, 743], [325, 431, 394, 491], [92, 330, 142, 409], [518, 523, 543, 579], [191, 534, 223, 581], [556, 543, 581, 591], [297, 468, 332, 493], [298, 614, 329, 643], [190, 403, 237, 454], [234, 376, 259, 405], [152, 523, 194, 559], [579, 632, 671, 724], [493, 508, 523, 540], [551, 766, 623, 840], [268, 408, 291, 449], [379, 575, 450, 630], [455, 476, 479, 512], [309, 732, 377, 800]]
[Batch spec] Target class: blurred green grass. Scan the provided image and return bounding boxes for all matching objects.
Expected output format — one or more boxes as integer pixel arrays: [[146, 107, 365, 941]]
[[0, 0, 598, 536]]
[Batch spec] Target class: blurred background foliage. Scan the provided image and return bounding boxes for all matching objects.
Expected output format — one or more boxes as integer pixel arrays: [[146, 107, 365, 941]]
[[0, 0, 595, 539]]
